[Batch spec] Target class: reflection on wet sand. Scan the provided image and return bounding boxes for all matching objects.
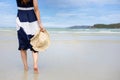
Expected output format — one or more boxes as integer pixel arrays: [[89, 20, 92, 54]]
[[22, 71, 28, 80], [0, 30, 120, 80], [22, 71, 39, 80], [33, 73, 39, 80]]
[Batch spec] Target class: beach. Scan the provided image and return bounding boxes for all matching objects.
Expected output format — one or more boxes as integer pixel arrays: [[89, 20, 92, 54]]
[[0, 28, 120, 80]]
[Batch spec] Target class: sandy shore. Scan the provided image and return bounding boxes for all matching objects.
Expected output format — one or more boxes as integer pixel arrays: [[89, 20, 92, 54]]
[[0, 30, 120, 80]]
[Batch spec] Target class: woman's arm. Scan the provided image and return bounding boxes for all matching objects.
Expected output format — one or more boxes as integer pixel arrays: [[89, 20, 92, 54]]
[[33, 0, 44, 31]]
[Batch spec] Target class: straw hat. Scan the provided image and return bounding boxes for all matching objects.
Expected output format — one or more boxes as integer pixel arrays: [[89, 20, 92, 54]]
[[30, 29, 50, 52]]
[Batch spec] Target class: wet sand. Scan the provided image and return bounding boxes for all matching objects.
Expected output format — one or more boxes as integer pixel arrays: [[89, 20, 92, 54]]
[[0, 30, 120, 80]]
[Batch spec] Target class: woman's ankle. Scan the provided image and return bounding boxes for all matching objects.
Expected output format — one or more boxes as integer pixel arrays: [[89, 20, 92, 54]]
[[34, 67, 39, 74], [24, 65, 28, 71]]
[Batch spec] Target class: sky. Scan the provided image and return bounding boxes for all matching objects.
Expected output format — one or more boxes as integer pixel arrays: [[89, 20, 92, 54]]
[[0, 0, 120, 28]]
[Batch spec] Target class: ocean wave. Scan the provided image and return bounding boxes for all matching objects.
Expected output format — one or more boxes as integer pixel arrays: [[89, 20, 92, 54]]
[[0, 28, 120, 33]]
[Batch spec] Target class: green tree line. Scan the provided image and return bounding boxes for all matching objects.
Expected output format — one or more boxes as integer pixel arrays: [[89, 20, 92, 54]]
[[92, 23, 120, 28]]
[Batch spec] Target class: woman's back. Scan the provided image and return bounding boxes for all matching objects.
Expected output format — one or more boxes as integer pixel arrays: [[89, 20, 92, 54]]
[[16, 0, 45, 73], [16, 0, 39, 47], [16, 0, 37, 23], [16, 0, 33, 7]]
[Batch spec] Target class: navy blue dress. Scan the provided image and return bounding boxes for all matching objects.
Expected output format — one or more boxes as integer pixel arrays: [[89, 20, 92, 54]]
[[16, 0, 39, 52]]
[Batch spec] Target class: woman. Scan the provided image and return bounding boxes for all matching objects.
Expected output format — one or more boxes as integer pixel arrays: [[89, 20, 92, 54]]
[[16, 0, 44, 73]]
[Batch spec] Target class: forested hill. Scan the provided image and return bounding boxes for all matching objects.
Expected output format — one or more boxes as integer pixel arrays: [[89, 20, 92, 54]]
[[92, 23, 120, 28], [68, 23, 120, 29]]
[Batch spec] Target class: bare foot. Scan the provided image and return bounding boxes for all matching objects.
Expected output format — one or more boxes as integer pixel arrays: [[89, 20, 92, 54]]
[[24, 66, 28, 71], [34, 68, 39, 74]]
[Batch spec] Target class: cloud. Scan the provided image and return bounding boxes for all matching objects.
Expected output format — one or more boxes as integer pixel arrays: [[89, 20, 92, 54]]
[[0, 14, 16, 27], [0, 2, 11, 7], [0, 1, 16, 14], [44, 0, 120, 8], [43, 22, 71, 28], [0, 1, 16, 27], [0, 0, 119, 28], [41, 8, 120, 27], [98, 13, 120, 23], [41, 0, 120, 27]]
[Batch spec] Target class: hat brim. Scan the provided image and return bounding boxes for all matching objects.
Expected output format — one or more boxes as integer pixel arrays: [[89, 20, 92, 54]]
[[30, 29, 50, 52]]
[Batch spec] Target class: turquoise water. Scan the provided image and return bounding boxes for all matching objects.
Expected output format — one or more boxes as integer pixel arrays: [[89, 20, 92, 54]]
[[0, 27, 120, 33], [0, 27, 120, 41]]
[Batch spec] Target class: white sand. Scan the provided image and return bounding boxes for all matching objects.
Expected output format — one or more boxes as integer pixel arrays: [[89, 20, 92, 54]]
[[0, 30, 120, 80]]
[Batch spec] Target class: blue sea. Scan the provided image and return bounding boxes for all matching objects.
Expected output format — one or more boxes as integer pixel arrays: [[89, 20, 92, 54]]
[[0, 27, 120, 41], [0, 27, 120, 33]]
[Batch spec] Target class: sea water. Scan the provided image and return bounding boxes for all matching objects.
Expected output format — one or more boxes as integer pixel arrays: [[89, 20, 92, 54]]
[[47, 28, 120, 41], [0, 27, 120, 41]]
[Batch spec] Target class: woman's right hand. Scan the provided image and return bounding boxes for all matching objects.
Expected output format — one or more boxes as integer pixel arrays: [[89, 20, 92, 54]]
[[40, 27, 45, 32], [39, 24, 45, 32]]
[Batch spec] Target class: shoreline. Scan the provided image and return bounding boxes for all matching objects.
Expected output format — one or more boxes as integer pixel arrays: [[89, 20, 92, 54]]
[[0, 29, 120, 80]]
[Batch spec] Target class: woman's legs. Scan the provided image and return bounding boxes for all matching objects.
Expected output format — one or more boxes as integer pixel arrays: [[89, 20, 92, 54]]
[[20, 50, 28, 71], [32, 52, 39, 73], [20, 49, 39, 73]]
